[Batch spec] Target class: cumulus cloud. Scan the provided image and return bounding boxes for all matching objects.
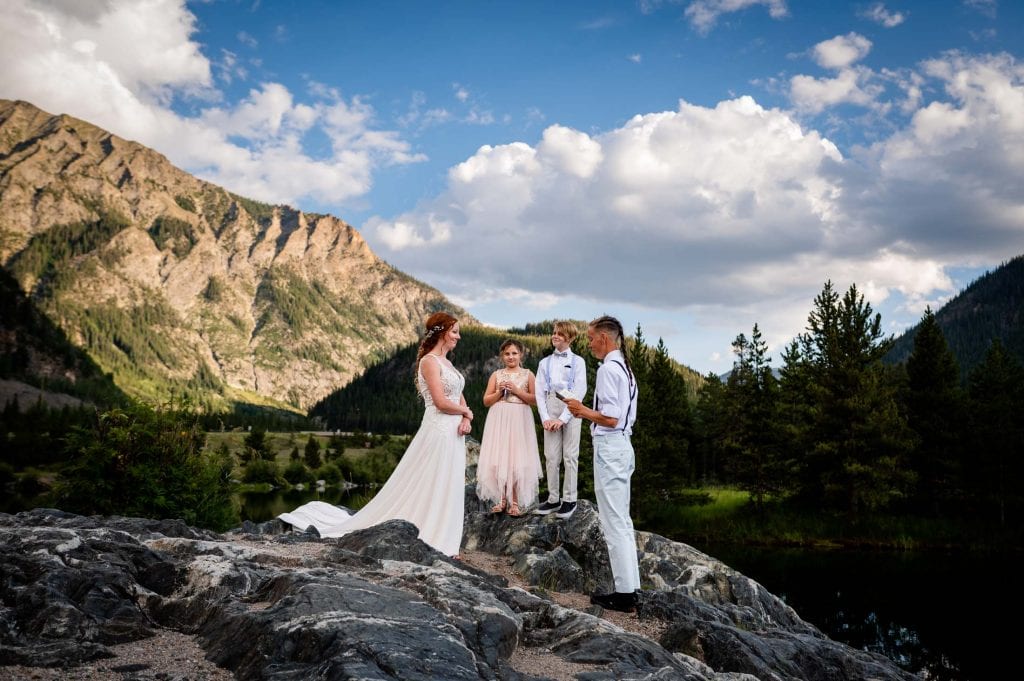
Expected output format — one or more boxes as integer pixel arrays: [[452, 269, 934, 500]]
[[860, 3, 907, 28], [813, 33, 873, 69], [791, 66, 885, 113], [789, 35, 884, 114], [684, 0, 789, 34], [0, 0, 422, 207], [370, 53, 1024, 348]]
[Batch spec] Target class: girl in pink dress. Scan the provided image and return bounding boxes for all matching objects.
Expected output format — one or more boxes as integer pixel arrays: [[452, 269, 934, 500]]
[[477, 339, 543, 516]]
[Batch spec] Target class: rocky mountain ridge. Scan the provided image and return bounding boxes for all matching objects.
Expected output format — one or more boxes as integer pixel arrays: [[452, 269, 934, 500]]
[[0, 98, 467, 411]]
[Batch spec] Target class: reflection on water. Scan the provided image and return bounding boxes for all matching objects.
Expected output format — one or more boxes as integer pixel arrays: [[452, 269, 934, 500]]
[[237, 485, 373, 524], [700, 543, 1018, 681]]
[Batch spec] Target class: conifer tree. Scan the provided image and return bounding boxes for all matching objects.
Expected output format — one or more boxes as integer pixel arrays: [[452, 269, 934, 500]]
[[904, 307, 966, 513], [304, 434, 322, 469], [967, 339, 1024, 526], [694, 373, 729, 484], [634, 337, 693, 510], [793, 282, 915, 513], [724, 324, 783, 506]]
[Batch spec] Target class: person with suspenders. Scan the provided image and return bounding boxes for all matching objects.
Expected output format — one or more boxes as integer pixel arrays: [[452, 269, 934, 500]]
[[534, 321, 587, 519], [564, 315, 641, 613]]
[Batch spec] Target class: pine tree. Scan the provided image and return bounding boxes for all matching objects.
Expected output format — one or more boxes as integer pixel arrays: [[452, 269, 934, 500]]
[[724, 324, 783, 506], [304, 434, 322, 470], [967, 339, 1024, 526], [634, 337, 693, 510], [904, 307, 967, 513], [794, 282, 915, 514], [694, 373, 729, 484], [241, 427, 272, 463]]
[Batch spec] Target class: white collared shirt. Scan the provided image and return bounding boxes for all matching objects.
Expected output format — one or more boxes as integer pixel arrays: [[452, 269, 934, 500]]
[[591, 349, 637, 436], [536, 349, 587, 423]]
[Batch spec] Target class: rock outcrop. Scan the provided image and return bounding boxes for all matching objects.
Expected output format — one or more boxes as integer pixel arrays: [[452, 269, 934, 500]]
[[0, 504, 919, 680], [0, 98, 469, 411]]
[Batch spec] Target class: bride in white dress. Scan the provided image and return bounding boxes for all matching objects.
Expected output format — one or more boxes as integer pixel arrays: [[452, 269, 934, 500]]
[[279, 312, 473, 557]]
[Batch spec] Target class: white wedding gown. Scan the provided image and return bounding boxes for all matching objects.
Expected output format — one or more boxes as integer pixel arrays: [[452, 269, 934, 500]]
[[279, 354, 467, 556]]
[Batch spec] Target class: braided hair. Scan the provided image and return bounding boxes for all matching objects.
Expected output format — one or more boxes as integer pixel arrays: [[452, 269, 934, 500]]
[[589, 315, 634, 380]]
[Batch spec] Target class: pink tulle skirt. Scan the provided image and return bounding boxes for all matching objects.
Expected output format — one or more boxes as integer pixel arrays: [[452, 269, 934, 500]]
[[476, 401, 542, 507]]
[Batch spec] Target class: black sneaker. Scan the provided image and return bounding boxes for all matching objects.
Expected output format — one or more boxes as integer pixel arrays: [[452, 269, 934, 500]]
[[534, 500, 561, 515], [590, 591, 638, 613], [554, 501, 577, 518]]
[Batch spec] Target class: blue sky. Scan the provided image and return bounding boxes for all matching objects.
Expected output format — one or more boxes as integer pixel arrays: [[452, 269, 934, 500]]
[[2, 0, 1023, 375]]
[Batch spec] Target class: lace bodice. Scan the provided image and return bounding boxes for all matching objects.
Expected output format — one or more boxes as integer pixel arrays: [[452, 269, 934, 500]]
[[496, 368, 531, 405], [417, 354, 465, 409]]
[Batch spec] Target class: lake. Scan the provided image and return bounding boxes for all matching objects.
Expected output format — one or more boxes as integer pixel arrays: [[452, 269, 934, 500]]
[[699, 543, 1018, 680], [237, 485, 371, 524]]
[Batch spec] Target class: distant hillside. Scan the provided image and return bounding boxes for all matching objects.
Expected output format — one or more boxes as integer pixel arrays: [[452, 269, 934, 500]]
[[312, 321, 704, 437], [0, 99, 470, 413], [0, 267, 124, 407], [887, 254, 1024, 374]]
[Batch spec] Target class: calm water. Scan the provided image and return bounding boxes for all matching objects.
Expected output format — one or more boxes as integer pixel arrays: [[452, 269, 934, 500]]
[[699, 543, 1017, 680], [237, 485, 370, 524]]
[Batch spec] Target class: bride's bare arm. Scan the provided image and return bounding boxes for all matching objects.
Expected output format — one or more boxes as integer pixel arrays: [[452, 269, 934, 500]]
[[421, 357, 473, 419]]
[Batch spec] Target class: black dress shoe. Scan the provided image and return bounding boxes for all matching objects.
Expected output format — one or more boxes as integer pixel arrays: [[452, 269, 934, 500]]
[[589, 590, 638, 613]]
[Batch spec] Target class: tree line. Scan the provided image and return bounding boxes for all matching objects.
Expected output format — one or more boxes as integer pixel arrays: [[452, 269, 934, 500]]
[[681, 281, 1024, 532]]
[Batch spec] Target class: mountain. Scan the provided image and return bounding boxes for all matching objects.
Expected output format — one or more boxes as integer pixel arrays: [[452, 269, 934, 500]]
[[886, 254, 1024, 375], [0, 99, 469, 412]]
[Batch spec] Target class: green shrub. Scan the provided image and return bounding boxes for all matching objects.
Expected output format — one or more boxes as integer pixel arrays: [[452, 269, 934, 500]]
[[15, 469, 46, 497], [0, 461, 14, 488], [175, 195, 197, 213], [53, 403, 238, 530], [241, 458, 280, 485], [316, 463, 342, 484], [283, 460, 310, 485]]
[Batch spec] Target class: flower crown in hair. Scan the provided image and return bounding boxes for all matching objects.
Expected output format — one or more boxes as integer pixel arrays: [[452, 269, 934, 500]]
[[424, 324, 445, 339]]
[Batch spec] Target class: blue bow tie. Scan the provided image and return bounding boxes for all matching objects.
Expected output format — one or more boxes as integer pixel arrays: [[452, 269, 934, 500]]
[[554, 352, 568, 358]]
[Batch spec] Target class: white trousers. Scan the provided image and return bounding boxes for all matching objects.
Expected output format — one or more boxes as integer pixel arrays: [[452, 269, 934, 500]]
[[593, 432, 641, 593], [542, 394, 581, 503]]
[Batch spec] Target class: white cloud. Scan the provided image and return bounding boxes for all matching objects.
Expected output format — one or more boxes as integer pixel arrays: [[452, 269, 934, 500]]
[[860, 3, 907, 28], [813, 33, 873, 69], [0, 0, 422, 208], [237, 31, 258, 48], [790, 66, 885, 113], [581, 16, 615, 30], [369, 54, 1024, 355], [684, 0, 789, 34], [628, 53, 643, 64], [964, 0, 997, 19]]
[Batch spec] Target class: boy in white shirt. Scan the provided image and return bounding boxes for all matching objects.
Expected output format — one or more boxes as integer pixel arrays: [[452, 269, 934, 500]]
[[534, 321, 587, 519]]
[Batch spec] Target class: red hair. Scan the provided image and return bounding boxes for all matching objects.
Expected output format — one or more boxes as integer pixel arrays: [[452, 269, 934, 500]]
[[416, 312, 459, 366]]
